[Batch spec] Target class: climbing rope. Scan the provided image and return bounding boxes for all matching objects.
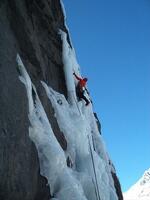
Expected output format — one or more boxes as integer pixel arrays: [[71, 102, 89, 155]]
[[71, 91, 82, 116], [91, 131, 96, 151], [92, 178, 99, 200], [88, 135, 101, 200]]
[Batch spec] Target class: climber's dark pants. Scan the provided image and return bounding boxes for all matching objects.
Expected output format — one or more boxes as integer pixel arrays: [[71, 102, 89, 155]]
[[76, 86, 89, 104]]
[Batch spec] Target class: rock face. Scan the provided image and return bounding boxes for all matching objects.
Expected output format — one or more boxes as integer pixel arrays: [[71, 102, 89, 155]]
[[111, 172, 124, 200], [0, 0, 123, 200], [0, 0, 68, 199]]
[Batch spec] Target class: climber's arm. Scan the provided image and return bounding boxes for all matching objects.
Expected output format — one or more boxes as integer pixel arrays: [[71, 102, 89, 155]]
[[73, 73, 82, 81]]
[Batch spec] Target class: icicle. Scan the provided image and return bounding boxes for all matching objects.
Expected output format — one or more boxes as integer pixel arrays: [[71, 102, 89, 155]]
[[59, 30, 77, 105], [16, 54, 88, 200], [16, 54, 34, 113]]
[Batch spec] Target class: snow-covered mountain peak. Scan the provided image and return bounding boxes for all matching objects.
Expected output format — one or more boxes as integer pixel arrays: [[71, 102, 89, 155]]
[[124, 168, 150, 200], [140, 169, 150, 186]]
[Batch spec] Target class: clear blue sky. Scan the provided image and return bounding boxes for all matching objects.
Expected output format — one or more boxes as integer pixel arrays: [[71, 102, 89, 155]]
[[63, 0, 150, 192]]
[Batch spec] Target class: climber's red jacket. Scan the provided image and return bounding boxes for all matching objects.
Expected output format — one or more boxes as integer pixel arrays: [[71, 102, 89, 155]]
[[73, 73, 88, 88]]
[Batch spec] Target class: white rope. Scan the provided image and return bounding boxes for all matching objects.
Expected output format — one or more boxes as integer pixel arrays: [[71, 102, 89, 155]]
[[88, 135, 101, 200], [71, 91, 82, 116], [92, 178, 99, 200]]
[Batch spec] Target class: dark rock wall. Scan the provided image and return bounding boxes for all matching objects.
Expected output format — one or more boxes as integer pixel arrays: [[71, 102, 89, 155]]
[[111, 172, 124, 200], [0, 0, 123, 200], [0, 1, 68, 199]]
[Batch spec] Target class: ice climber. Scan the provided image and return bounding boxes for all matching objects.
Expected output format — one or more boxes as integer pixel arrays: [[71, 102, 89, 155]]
[[73, 72, 90, 106]]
